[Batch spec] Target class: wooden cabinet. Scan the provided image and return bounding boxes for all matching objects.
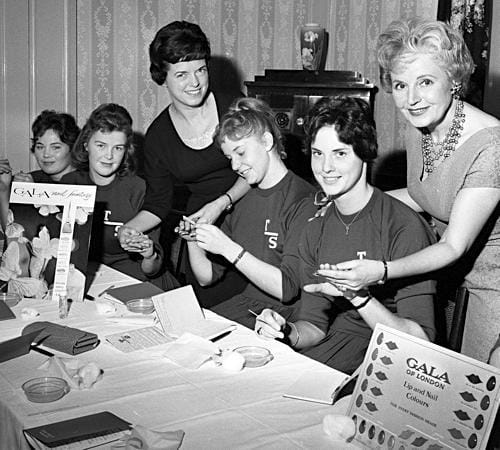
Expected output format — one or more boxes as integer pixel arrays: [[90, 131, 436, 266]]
[[245, 70, 376, 181]]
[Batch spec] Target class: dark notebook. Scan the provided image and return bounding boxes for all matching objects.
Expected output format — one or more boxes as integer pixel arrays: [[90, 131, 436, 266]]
[[23, 411, 131, 448], [22, 321, 99, 355], [0, 300, 15, 321], [105, 281, 164, 304]]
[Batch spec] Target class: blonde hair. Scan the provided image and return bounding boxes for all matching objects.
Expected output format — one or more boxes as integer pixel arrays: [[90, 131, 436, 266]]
[[215, 97, 286, 159], [377, 17, 475, 93]]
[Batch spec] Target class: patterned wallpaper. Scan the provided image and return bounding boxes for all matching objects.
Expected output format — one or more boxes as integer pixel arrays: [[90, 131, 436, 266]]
[[76, 0, 438, 170]]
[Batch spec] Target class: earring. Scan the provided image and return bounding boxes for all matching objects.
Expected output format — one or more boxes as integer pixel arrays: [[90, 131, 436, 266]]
[[451, 81, 462, 99]]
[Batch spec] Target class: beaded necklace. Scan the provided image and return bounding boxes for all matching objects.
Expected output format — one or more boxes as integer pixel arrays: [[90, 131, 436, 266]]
[[421, 100, 465, 174]]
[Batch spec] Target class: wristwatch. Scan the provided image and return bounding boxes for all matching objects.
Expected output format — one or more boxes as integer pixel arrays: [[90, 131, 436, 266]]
[[223, 192, 233, 211], [342, 287, 370, 300]]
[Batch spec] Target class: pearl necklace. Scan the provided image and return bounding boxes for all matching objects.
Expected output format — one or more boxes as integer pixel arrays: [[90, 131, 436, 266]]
[[421, 100, 465, 174], [334, 203, 363, 235]]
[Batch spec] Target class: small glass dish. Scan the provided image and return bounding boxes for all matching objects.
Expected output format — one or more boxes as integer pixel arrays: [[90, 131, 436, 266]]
[[127, 298, 155, 314], [0, 292, 22, 307], [235, 346, 273, 368], [22, 377, 70, 403]]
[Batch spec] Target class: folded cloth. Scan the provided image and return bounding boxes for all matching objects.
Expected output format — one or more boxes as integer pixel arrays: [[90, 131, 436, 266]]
[[122, 425, 184, 450], [22, 321, 99, 355]]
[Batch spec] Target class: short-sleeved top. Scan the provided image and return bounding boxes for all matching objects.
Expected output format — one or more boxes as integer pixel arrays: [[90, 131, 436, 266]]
[[212, 170, 316, 307], [142, 91, 239, 219], [406, 125, 500, 283], [61, 171, 163, 281], [297, 187, 436, 341]]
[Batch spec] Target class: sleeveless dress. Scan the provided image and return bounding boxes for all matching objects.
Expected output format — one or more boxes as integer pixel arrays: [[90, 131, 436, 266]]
[[406, 125, 500, 362]]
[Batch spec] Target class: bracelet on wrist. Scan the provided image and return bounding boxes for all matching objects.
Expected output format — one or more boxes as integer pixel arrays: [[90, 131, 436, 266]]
[[222, 192, 233, 211], [288, 322, 300, 347], [352, 295, 372, 310], [232, 248, 246, 266], [377, 259, 388, 285], [143, 251, 157, 261]]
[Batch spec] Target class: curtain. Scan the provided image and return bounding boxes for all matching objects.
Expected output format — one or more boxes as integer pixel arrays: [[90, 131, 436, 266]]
[[438, 0, 492, 108], [76, 0, 438, 165]]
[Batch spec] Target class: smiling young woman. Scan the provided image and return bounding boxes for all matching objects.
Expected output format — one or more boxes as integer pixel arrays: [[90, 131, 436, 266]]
[[322, 17, 500, 364], [117, 20, 250, 305], [185, 97, 316, 328], [61, 103, 178, 291]]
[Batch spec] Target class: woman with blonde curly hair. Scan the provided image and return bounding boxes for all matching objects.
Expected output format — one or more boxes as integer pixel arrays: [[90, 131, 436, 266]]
[[320, 17, 500, 364]]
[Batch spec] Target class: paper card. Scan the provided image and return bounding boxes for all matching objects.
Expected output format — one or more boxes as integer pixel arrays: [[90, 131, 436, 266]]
[[152, 285, 236, 340], [347, 324, 500, 450], [6, 182, 96, 302], [283, 368, 350, 405], [105, 326, 174, 352]]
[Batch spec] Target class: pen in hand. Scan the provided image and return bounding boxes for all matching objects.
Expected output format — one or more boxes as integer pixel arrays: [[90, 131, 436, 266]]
[[248, 309, 266, 323]]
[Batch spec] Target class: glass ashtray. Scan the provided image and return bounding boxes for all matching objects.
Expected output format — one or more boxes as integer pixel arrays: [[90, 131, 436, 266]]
[[22, 377, 70, 403], [127, 298, 155, 314], [235, 346, 273, 368], [0, 292, 22, 307]]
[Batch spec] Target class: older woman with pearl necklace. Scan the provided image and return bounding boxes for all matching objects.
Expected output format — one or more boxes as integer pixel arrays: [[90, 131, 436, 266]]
[[318, 17, 500, 365]]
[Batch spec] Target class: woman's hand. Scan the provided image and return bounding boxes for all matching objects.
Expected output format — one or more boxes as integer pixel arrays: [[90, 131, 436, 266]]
[[13, 172, 34, 183], [0, 159, 12, 193], [314, 260, 385, 291], [255, 308, 286, 340], [130, 234, 155, 257], [189, 196, 228, 225], [303, 278, 344, 297], [118, 226, 146, 251], [193, 223, 234, 256], [174, 215, 201, 242]]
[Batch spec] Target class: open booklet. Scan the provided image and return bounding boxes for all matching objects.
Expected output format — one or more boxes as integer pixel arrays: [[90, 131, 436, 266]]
[[283, 366, 358, 405], [152, 285, 236, 340]]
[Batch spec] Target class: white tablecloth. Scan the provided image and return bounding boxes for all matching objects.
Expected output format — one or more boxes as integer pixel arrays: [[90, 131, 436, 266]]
[[0, 264, 355, 449]]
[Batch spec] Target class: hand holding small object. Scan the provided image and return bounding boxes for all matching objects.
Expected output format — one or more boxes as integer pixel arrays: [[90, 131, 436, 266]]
[[13, 171, 34, 183], [0, 159, 12, 174], [118, 226, 144, 251], [191, 223, 234, 255], [254, 308, 286, 340]]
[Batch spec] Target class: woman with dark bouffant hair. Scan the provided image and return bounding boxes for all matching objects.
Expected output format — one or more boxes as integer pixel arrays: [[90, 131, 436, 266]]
[[118, 20, 250, 304], [61, 103, 178, 290], [15, 109, 80, 183], [0, 110, 80, 231]]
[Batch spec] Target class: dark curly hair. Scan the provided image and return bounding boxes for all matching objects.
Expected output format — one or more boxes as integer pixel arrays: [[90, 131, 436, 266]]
[[214, 97, 286, 159], [30, 110, 80, 153], [304, 96, 377, 163], [149, 20, 211, 86], [72, 103, 135, 176]]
